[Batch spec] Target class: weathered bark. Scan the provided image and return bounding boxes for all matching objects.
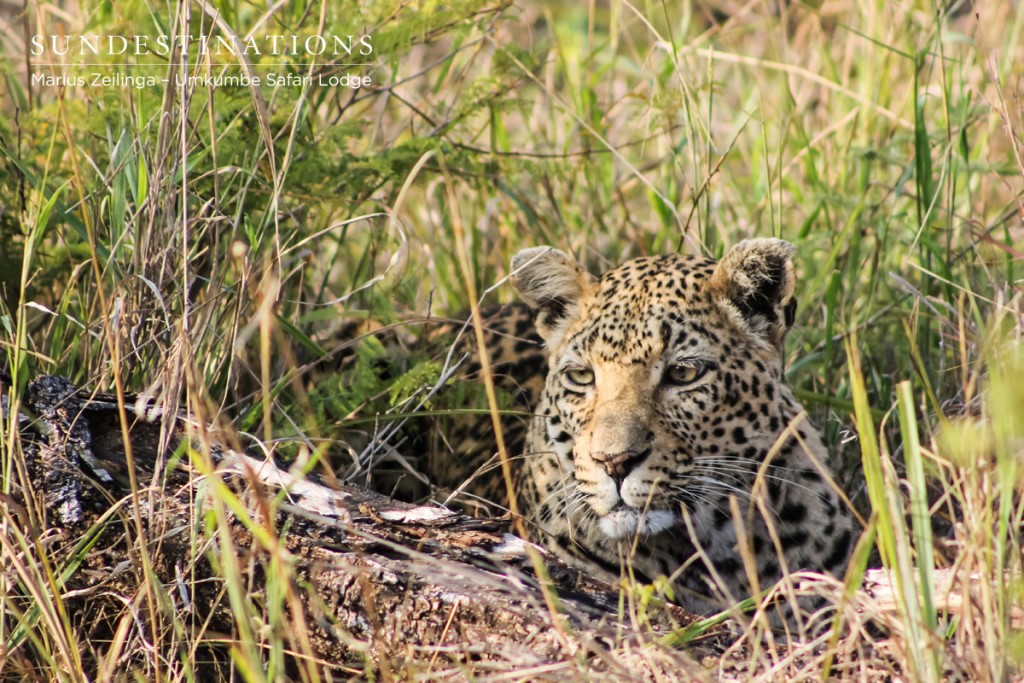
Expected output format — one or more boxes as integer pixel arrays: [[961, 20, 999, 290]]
[[3, 375, 712, 680]]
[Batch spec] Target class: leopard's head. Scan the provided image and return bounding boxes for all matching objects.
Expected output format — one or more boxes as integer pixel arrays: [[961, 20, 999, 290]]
[[511, 240, 804, 540]]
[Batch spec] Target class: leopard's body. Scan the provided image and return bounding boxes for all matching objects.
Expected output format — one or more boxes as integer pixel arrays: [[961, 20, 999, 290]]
[[448, 240, 855, 615]]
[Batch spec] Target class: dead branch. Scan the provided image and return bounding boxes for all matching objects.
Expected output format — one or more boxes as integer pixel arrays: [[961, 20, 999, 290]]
[[3, 375, 710, 680]]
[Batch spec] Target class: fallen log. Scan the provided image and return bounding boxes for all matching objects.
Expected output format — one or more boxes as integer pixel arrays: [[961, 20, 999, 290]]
[[2, 375, 710, 680]]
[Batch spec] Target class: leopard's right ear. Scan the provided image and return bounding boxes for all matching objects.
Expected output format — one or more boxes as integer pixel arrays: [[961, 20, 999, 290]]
[[510, 247, 596, 344]]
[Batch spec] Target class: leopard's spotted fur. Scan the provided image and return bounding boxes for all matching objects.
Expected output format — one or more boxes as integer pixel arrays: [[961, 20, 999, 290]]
[[448, 240, 856, 615]]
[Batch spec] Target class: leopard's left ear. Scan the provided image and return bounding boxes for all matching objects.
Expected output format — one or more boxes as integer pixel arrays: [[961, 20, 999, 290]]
[[709, 238, 798, 347]]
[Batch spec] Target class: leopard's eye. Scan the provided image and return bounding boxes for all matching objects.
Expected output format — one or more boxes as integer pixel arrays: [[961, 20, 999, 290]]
[[564, 367, 595, 387], [665, 362, 706, 386]]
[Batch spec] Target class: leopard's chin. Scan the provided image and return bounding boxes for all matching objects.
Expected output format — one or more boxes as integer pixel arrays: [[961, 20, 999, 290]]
[[597, 508, 677, 540]]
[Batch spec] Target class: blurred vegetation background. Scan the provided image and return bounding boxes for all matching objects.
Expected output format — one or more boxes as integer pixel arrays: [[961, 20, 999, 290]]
[[1, 0, 1022, 679], [1, 0, 1020, 444]]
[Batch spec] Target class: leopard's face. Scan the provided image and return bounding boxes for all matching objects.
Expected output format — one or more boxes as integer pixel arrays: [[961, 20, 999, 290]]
[[540, 254, 800, 541], [511, 241, 817, 537], [509, 240, 853, 611]]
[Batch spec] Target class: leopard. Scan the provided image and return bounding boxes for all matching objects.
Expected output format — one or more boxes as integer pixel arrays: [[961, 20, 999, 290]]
[[329, 239, 856, 616], [452, 238, 858, 617]]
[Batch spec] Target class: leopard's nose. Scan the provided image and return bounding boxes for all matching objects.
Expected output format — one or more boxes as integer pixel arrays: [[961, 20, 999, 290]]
[[591, 449, 645, 484]]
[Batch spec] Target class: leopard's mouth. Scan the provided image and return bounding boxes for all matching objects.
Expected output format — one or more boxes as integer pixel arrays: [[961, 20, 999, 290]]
[[596, 505, 677, 540]]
